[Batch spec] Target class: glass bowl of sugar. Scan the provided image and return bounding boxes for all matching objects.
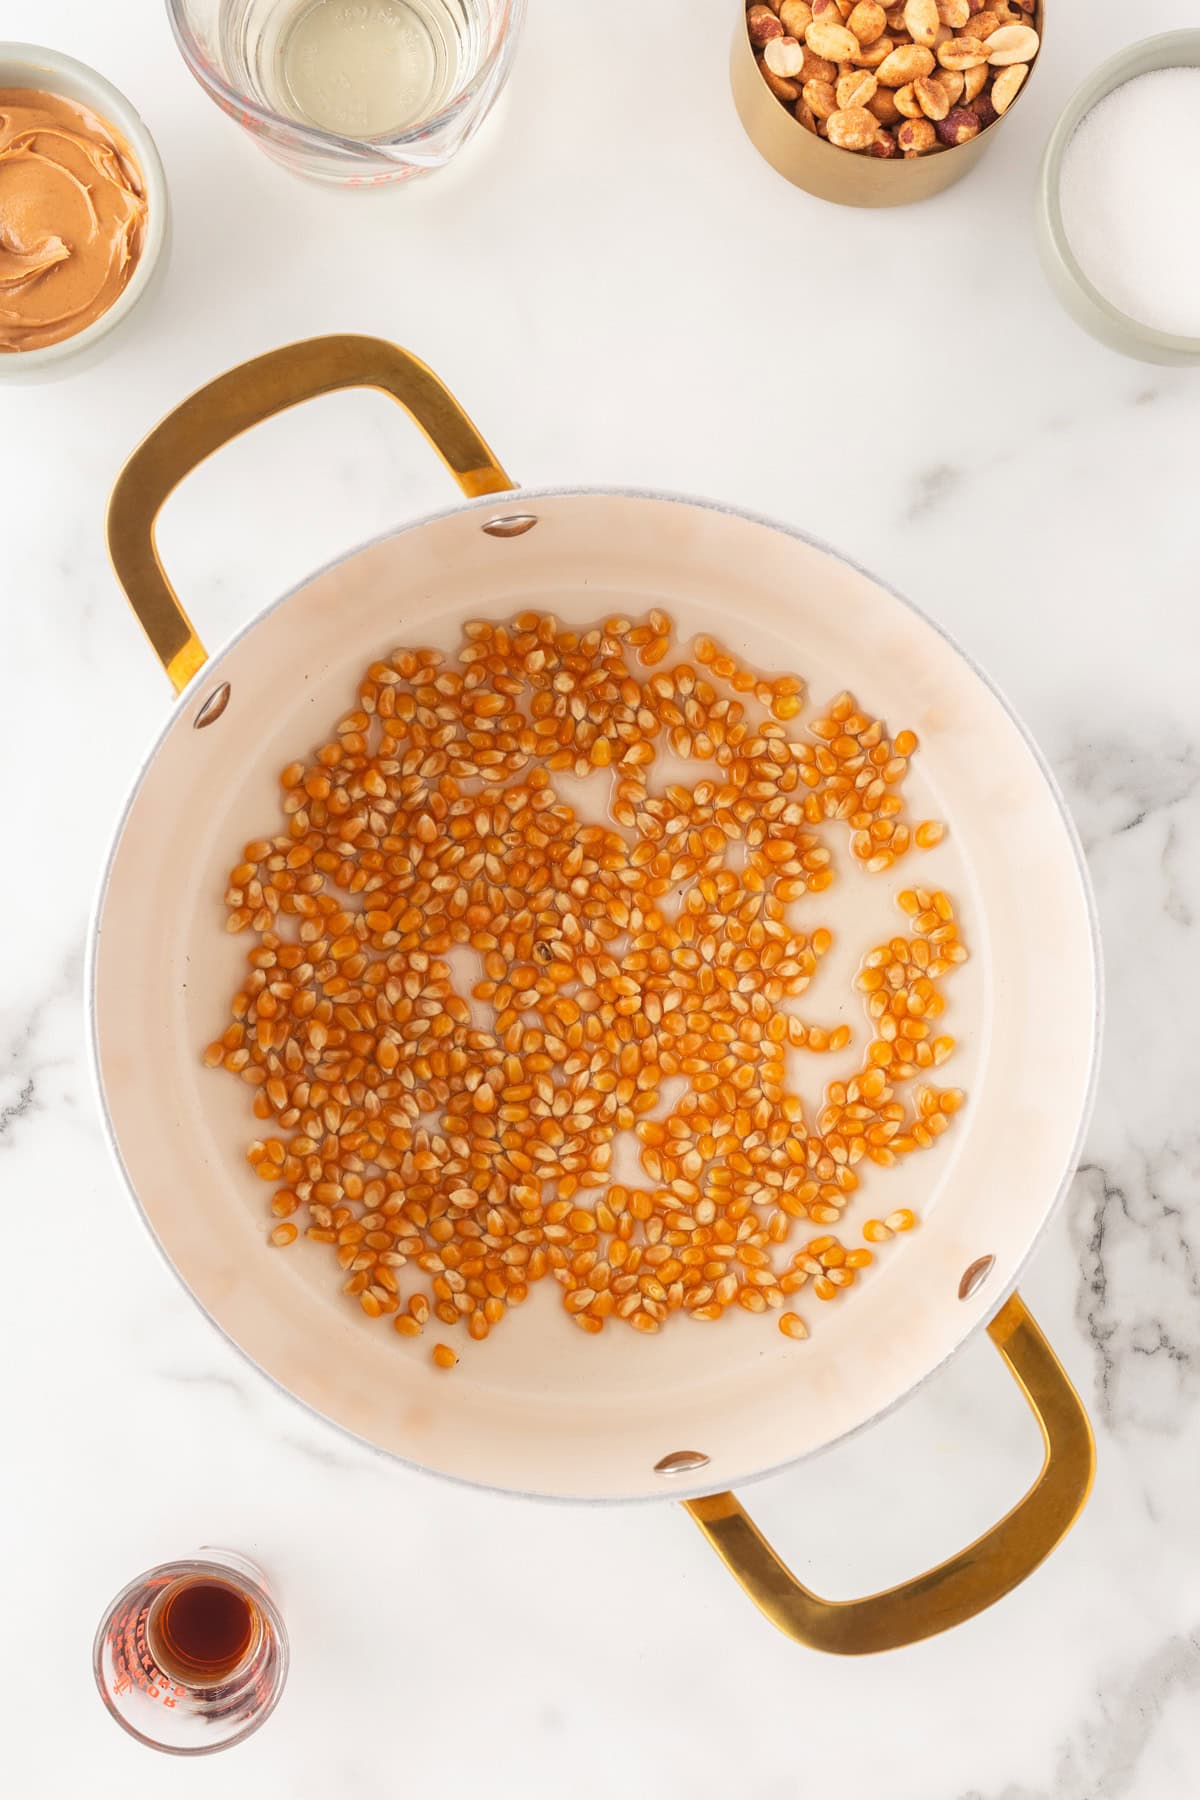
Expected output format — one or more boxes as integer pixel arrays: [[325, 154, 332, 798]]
[[1037, 30, 1200, 366]]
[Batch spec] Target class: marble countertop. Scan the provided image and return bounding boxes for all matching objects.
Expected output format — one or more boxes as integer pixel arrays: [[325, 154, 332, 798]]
[[4, 1, 1199, 1795]]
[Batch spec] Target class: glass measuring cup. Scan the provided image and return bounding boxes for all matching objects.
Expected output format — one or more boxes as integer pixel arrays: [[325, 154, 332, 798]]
[[166, 0, 525, 184], [93, 1550, 288, 1754]]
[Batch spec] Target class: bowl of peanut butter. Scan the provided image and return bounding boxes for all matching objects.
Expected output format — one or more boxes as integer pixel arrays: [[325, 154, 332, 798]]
[[0, 44, 167, 376]]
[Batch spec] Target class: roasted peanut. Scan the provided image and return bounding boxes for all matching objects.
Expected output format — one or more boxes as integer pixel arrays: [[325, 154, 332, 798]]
[[868, 127, 900, 155], [903, 0, 940, 46], [761, 59, 802, 100], [937, 34, 991, 67], [836, 67, 878, 108], [914, 72, 950, 118], [846, 0, 887, 42], [936, 0, 970, 25], [854, 33, 896, 66], [799, 43, 838, 80], [779, 0, 815, 34], [806, 18, 861, 59], [935, 66, 965, 104], [960, 60, 988, 100], [985, 22, 1039, 62], [894, 82, 924, 118], [803, 76, 839, 117], [793, 94, 821, 132], [825, 103, 879, 147], [989, 59, 1027, 112], [967, 9, 1000, 37], [867, 84, 902, 123], [764, 34, 806, 76], [897, 116, 938, 153], [747, 3, 785, 45], [876, 42, 935, 84], [936, 104, 981, 143]]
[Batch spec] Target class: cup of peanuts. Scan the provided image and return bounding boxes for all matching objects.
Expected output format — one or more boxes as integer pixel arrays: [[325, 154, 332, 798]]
[[733, 0, 1043, 205]]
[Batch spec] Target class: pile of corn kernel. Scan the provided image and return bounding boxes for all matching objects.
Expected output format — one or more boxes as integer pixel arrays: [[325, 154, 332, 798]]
[[205, 610, 966, 1365]]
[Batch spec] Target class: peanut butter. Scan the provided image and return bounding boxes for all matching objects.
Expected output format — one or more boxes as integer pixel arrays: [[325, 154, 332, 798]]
[[0, 88, 147, 353]]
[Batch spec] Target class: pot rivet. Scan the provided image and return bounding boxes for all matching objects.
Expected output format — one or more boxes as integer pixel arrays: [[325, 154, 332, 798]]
[[482, 514, 538, 539], [958, 1254, 996, 1301], [193, 682, 232, 730], [653, 1450, 711, 1476]]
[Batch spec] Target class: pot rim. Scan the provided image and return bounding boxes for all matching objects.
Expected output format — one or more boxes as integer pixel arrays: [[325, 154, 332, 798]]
[[87, 483, 1104, 1506]]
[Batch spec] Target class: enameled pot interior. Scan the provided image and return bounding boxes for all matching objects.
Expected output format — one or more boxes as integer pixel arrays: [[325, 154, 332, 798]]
[[92, 491, 1098, 1500]]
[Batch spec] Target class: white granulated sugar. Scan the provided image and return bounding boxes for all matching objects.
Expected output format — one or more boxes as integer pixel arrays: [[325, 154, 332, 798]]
[[1059, 67, 1200, 339]]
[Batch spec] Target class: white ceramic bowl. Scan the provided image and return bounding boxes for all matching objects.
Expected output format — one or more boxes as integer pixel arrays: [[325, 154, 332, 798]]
[[0, 43, 168, 380], [1036, 30, 1200, 366]]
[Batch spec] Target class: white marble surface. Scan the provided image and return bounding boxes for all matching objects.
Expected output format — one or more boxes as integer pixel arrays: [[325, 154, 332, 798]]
[[3, 1, 1200, 1794]]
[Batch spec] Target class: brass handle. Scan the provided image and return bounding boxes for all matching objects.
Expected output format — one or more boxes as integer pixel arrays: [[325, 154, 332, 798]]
[[106, 335, 515, 693], [685, 1293, 1095, 1654]]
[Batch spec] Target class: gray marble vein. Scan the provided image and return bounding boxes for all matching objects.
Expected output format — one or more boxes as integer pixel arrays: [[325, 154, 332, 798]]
[[0, 1076, 35, 1142], [0, 944, 83, 1151], [907, 461, 964, 522], [1071, 1155, 1200, 1436], [956, 1632, 1200, 1800], [154, 1366, 258, 1406], [1057, 735, 1200, 857]]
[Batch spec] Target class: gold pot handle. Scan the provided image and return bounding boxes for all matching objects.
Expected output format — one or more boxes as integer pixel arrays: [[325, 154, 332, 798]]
[[685, 1293, 1094, 1654], [106, 334, 515, 694]]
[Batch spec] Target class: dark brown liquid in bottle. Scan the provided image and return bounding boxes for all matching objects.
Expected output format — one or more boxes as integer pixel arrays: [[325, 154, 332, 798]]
[[150, 1578, 256, 1686]]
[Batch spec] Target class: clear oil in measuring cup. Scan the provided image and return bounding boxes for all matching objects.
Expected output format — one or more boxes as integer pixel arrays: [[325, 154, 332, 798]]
[[262, 0, 484, 139]]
